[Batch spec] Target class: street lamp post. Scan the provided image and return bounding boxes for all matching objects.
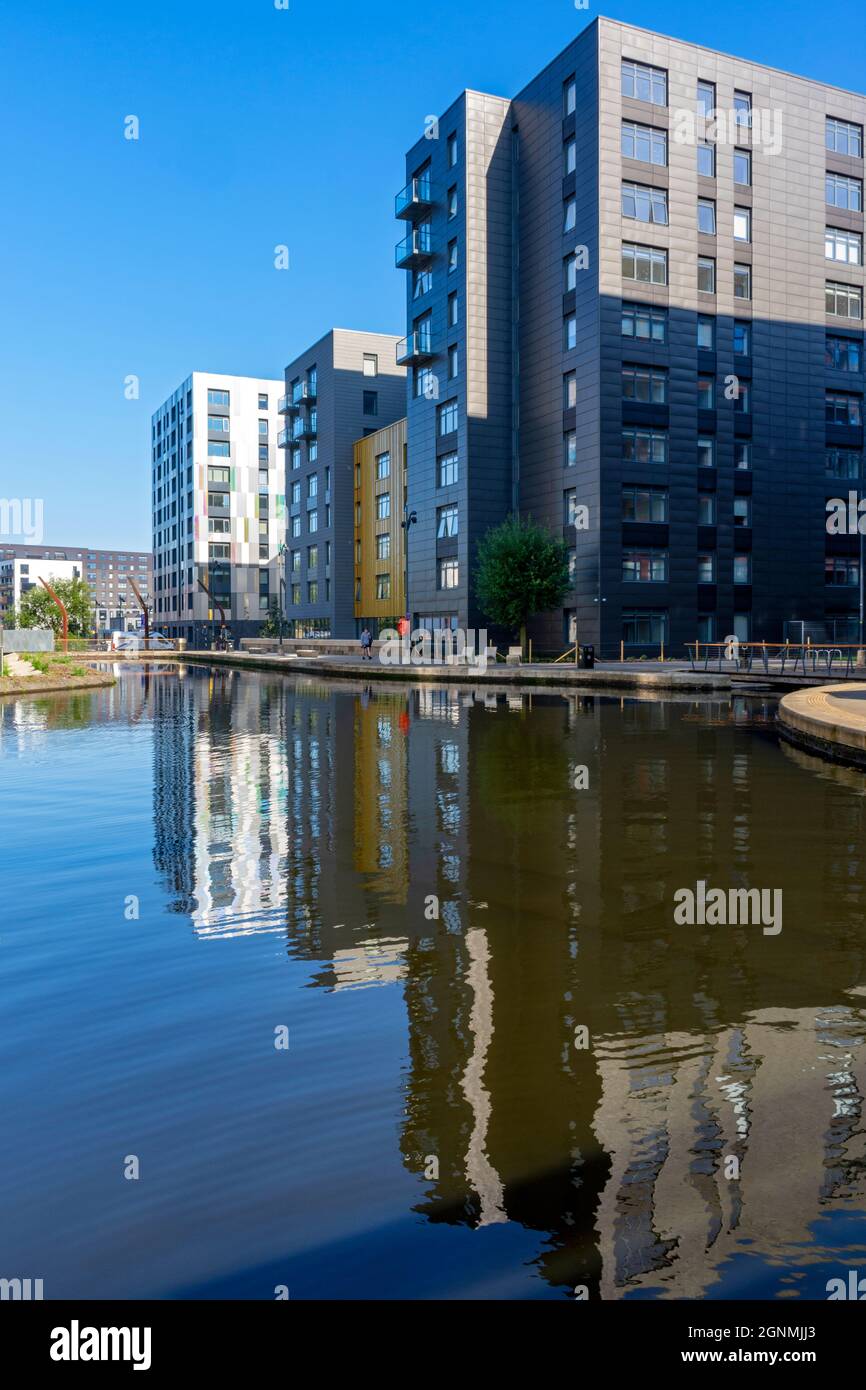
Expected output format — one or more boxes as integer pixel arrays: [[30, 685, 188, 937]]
[[401, 505, 417, 634], [277, 541, 287, 652]]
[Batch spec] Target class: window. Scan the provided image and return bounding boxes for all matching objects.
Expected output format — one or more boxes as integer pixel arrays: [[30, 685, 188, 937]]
[[827, 117, 863, 157], [438, 399, 458, 435], [208, 491, 230, 510], [291, 447, 301, 471], [208, 415, 230, 432], [623, 610, 667, 644], [308, 510, 318, 533], [564, 76, 576, 115], [437, 504, 458, 538], [564, 138, 576, 174], [291, 550, 301, 573], [826, 557, 859, 586], [735, 442, 751, 470], [733, 206, 751, 241], [447, 186, 458, 219], [698, 256, 716, 293], [622, 182, 668, 223], [621, 59, 666, 106], [826, 336, 862, 372], [734, 554, 751, 584], [291, 583, 301, 605], [447, 238, 458, 272], [622, 364, 667, 403], [208, 465, 230, 484], [439, 557, 459, 590], [564, 314, 577, 350], [291, 516, 301, 538], [622, 302, 667, 342], [208, 440, 230, 457], [208, 517, 230, 534], [697, 80, 715, 117], [734, 381, 751, 413], [697, 142, 715, 177], [621, 121, 667, 165], [826, 391, 863, 426], [447, 132, 457, 166], [363, 353, 378, 377], [623, 549, 668, 582], [622, 242, 667, 284], [413, 267, 433, 298], [564, 371, 577, 407], [439, 452, 458, 486], [698, 493, 716, 525], [375, 574, 391, 601], [827, 449, 861, 478], [564, 430, 577, 467], [376, 493, 391, 519], [827, 173, 862, 212], [415, 365, 435, 399], [563, 488, 578, 525], [734, 91, 752, 129], [307, 545, 318, 571], [827, 282, 863, 319], [307, 473, 318, 499], [826, 227, 863, 265], [622, 428, 668, 463], [207, 389, 230, 407], [698, 198, 716, 235], [363, 391, 378, 416], [258, 418, 268, 437], [697, 314, 715, 350], [698, 377, 714, 409], [291, 481, 301, 505], [697, 552, 715, 583], [622, 486, 668, 522], [376, 451, 391, 479], [564, 252, 578, 291], [307, 581, 318, 604], [698, 437, 715, 468], [734, 263, 751, 299], [563, 197, 576, 233], [734, 149, 751, 186], [258, 444, 269, 464], [376, 533, 391, 560], [733, 497, 752, 528], [697, 614, 715, 642], [734, 320, 751, 355]]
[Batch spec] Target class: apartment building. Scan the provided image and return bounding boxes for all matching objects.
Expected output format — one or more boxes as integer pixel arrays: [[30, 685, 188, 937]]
[[151, 372, 284, 643], [0, 543, 151, 633], [399, 17, 865, 654], [353, 417, 408, 634], [280, 329, 405, 639]]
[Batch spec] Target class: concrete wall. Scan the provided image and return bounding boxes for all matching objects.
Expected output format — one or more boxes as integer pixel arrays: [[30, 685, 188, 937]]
[[2, 628, 55, 652]]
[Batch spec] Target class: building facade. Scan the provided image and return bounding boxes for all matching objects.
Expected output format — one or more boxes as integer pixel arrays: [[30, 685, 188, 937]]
[[353, 417, 407, 634], [281, 329, 405, 639], [400, 17, 865, 655], [0, 543, 151, 633], [151, 372, 284, 643]]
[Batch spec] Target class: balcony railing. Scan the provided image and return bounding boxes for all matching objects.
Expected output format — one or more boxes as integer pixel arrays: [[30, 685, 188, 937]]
[[278, 394, 294, 414], [292, 380, 317, 407], [297, 414, 317, 440], [395, 174, 433, 220], [395, 226, 433, 269], [277, 427, 290, 447], [396, 331, 434, 365]]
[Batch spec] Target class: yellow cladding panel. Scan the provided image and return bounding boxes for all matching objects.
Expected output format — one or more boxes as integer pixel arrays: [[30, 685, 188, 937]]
[[353, 417, 407, 620]]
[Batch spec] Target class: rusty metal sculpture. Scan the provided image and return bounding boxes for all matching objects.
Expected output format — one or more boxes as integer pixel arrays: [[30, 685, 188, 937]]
[[38, 577, 69, 654]]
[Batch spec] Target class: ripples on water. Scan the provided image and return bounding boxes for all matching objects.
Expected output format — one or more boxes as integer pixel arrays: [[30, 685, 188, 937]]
[[1, 665, 866, 1299]]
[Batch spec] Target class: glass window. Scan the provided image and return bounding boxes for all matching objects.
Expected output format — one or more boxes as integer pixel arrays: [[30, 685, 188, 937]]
[[622, 242, 667, 284], [622, 429, 668, 464], [623, 549, 668, 582], [564, 138, 576, 174], [621, 121, 667, 165], [438, 452, 458, 486], [734, 381, 751, 413], [735, 442, 751, 470], [698, 377, 714, 409], [363, 390, 378, 415], [564, 371, 577, 408], [564, 197, 577, 233], [734, 92, 752, 128], [826, 174, 863, 212], [698, 199, 716, 234], [734, 554, 751, 584], [698, 493, 716, 525], [564, 430, 577, 467], [437, 504, 458, 538], [622, 364, 667, 403], [734, 149, 751, 185], [208, 415, 230, 432], [448, 292, 458, 327], [447, 238, 458, 271], [564, 76, 576, 115], [826, 392, 863, 426], [447, 186, 458, 219], [376, 493, 391, 519], [826, 228, 863, 265], [207, 389, 230, 407], [622, 486, 668, 522], [698, 256, 716, 293], [438, 399, 458, 435], [208, 440, 230, 457], [696, 81, 715, 117], [622, 302, 667, 341], [621, 182, 668, 223], [733, 206, 751, 241], [826, 282, 863, 318], [826, 449, 861, 478], [447, 133, 457, 166], [438, 557, 459, 590], [734, 321, 751, 355], [375, 574, 391, 601], [621, 59, 667, 106], [363, 353, 378, 377], [733, 496, 752, 527], [565, 315, 577, 350], [564, 253, 578, 291], [697, 552, 715, 583], [734, 263, 751, 299], [376, 534, 391, 560], [697, 142, 715, 177], [308, 510, 318, 532], [376, 451, 391, 479], [826, 336, 862, 372], [827, 117, 863, 157], [697, 315, 715, 349]]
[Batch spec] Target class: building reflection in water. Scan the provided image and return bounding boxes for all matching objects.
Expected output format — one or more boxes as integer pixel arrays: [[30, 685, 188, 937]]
[[147, 667, 866, 1298]]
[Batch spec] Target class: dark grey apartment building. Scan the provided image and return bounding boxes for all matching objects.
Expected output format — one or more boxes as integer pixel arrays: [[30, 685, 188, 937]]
[[280, 328, 405, 638], [0, 541, 152, 634], [399, 17, 865, 654]]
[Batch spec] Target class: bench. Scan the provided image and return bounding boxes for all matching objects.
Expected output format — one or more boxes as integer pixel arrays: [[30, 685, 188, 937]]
[[506, 646, 523, 665]]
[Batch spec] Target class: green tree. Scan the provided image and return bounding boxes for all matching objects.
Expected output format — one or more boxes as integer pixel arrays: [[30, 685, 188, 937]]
[[260, 596, 284, 638], [474, 515, 570, 655], [17, 577, 95, 637]]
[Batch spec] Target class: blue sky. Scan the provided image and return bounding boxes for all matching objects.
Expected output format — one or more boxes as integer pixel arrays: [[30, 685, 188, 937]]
[[1, 0, 864, 550]]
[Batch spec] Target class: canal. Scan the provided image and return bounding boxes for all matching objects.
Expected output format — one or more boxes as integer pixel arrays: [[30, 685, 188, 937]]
[[2, 663, 866, 1299]]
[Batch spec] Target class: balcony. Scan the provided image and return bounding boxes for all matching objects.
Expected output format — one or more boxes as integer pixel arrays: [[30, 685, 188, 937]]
[[297, 414, 317, 440], [395, 226, 433, 270], [278, 394, 296, 415], [292, 380, 317, 407], [396, 331, 434, 365], [395, 174, 433, 220], [278, 427, 290, 447]]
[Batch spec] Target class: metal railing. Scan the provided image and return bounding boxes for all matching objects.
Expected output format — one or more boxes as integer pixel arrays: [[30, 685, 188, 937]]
[[686, 640, 866, 679]]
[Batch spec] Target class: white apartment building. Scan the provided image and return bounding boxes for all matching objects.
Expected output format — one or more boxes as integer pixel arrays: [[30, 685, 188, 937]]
[[0, 556, 81, 619], [151, 371, 285, 643]]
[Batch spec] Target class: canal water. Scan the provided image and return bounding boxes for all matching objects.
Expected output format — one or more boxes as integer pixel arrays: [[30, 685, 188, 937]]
[[2, 664, 866, 1300]]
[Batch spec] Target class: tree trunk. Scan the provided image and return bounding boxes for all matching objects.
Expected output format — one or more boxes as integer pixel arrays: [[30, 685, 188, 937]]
[[520, 622, 527, 658]]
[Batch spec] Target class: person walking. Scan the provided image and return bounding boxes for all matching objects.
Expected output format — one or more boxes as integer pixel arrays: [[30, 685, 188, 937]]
[[360, 626, 373, 661]]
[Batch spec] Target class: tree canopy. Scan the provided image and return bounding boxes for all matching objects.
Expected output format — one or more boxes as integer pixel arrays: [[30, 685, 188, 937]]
[[14, 577, 95, 636], [474, 515, 570, 651]]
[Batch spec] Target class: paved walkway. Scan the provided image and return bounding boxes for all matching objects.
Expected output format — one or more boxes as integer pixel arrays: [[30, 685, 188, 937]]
[[778, 683, 866, 768], [4, 652, 36, 676]]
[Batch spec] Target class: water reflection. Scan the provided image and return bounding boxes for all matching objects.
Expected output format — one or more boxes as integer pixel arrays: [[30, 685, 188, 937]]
[[5, 664, 866, 1298]]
